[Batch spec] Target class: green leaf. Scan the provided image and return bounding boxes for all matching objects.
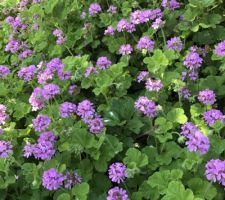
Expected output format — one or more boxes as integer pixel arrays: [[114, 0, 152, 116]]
[[167, 108, 187, 124], [57, 193, 71, 200], [126, 117, 144, 134], [123, 148, 148, 169], [72, 183, 89, 200], [162, 181, 195, 200]]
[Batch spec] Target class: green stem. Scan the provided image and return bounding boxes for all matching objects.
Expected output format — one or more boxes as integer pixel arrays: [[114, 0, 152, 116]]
[[160, 28, 166, 48]]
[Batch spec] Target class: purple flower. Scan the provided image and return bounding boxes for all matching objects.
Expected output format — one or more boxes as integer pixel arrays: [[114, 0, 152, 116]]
[[134, 96, 157, 118], [137, 36, 154, 52], [0, 140, 13, 158], [77, 100, 95, 122], [181, 122, 199, 138], [23, 142, 34, 158], [188, 70, 198, 81], [198, 89, 216, 105], [108, 162, 127, 183], [33, 141, 55, 160], [37, 69, 54, 84], [107, 5, 117, 14], [46, 58, 64, 73], [0, 104, 8, 125], [185, 130, 210, 155], [85, 66, 97, 77], [5, 38, 21, 53], [205, 159, 225, 185], [107, 187, 129, 200], [18, 65, 37, 81], [89, 3, 102, 16], [42, 168, 65, 191], [104, 26, 115, 36], [180, 71, 187, 81], [64, 171, 82, 189], [88, 116, 104, 134], [145, 78, 163, 92], [166, 37, 183, 51], [96, 57, 112, 69], [42, 84, 60, 100], [215, 41, 225, 57], [19, 0, 29, 8], [53, 29, 65, 45], [162, 0, 180, 10], [6, 16, 22, 31], [59, 102, 77, 118], [38, 131, 57, 143], [29, 87, 45, 111], [117, 19, 135, 33], [68, 85, 77, 95], [183, 52, 203, 70], [137, 71, 149, 82], [179, 87, 191, 99], [203, 109, 225, 126], [32, 115, 51, 132], [19, 49, 33, 60], [0, 66, 10, 78], [119, 44, 133, 55], [152, 18, 165, 30]]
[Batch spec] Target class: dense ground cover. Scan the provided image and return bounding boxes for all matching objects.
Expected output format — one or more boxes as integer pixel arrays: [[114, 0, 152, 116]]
[[1, 0, 225, 199]]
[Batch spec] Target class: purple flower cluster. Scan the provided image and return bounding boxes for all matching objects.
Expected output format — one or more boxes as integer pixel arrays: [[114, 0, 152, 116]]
[[59, 102, 77, 118], [64, 171, 82, 189], [53, 29, 65, 45], [198, 89, 216, 105], [0, 104, 8, 125], [215, 40, 225, 57], [108, 162, 127, 183], [152, 18, 165, 30], [179, 87, 191, 99], [145, 78, 163, 92], [24, 131, 56, 160], [137, 71, 149, 82], [0, 140, 13, 158], [183, 51, 203, 70], [77, 100, 104, 134], [117, 19, 135, 33], [137, 36, 155, 52], [166, 37, 183, 51], [42, 168, 65, 191], [18, 65, 37, 81], [104, 26, 115, 36], [32, 114, 51, 132], [89, 3, 102, 16], [85, 66, 97, 77], [107, 187, 129, 200], [68, 85, 77, 95], [119, 44, 133, 55], [6, 16, 22, 31], [29, 87, 45, 111], [134, 96, 157, 118], [161, 0, 181, 10], [42, 84, 60, 100], [19, 49, 33, 60], [96, 56, 112, 69], [205, 159, 225, 186], [107, 5, 117, 14], [5, 38, 21, 53], [0, 66, 10, 78], [203, 109, 224, 126], [181, 122, 210, 154]]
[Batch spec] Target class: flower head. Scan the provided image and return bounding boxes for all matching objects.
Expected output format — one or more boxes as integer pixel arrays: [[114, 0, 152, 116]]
[[119, 44, 133, 55], [0, 104, 8, 125], [29, 87, 45, 111], [203, 109, 224, 126], [59, 102, 77, 118], [18, 65, 37, 81], [89, 3, 102, 15], [77, 100, 95, 122], [108, 162, 127, 183], [183, 52, 203, 70], [0, 140, 13, 158], [0, 66, 10, 78], [137, 36, 154, 52], [137, 71, 149, 82], [64, 171, 82, 189], [107, 187, 129, 200], [215, 41, 225, 57], [104, 26, 115, 36], [32, 115, 51, 132], [42, 84, 60, 100], [145, 78, 163, 92], [96, 57, 112, 69], [166, 37, 183, 51], [162, 0, 180, 10], [198, 89, 216, 105], [88, 116, 104, 134]]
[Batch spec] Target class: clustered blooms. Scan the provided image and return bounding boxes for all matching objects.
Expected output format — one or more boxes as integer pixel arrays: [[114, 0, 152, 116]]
[[23, 131, 56, 160], [134, 96, 157, 118], [77, 100, 104, 134], [32, 114, 51, 132], [145, 78, 163, 92], [181, 122, 210, 155], [5, 37, 21, 53], [183, 51, 203, 70], [203, 109, 225, 126], [166, 37, 183, 51], [0, 66, 10, 78], [59, 102, 77, 118], [53, 29, 65, 45], [0, 140, 13, 158], [18, 65, 37, 81], [205, 159, 225, 186], [108, 162, 128, 183], [107, 187, 129, 200], [161, 0, 181, 10], [0, 104, 9, 125], [137, 36, 155, 52], [68, 85, 77, 95], [107, 5, 117, 14], [215, 40, 225, 57], [89, 3, 102, 15], [19, 49, 33, 60], [119, 44, 133, 55], [137, 71, 149, 82], [96, 56, 112, 69], [42, 168, 82, 191], [117, 19, 136, 33], [104, 26, 115, 36], [179, 87, 191, 99], [6, 16, 23, 31], [198, 89, 216, 105]]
